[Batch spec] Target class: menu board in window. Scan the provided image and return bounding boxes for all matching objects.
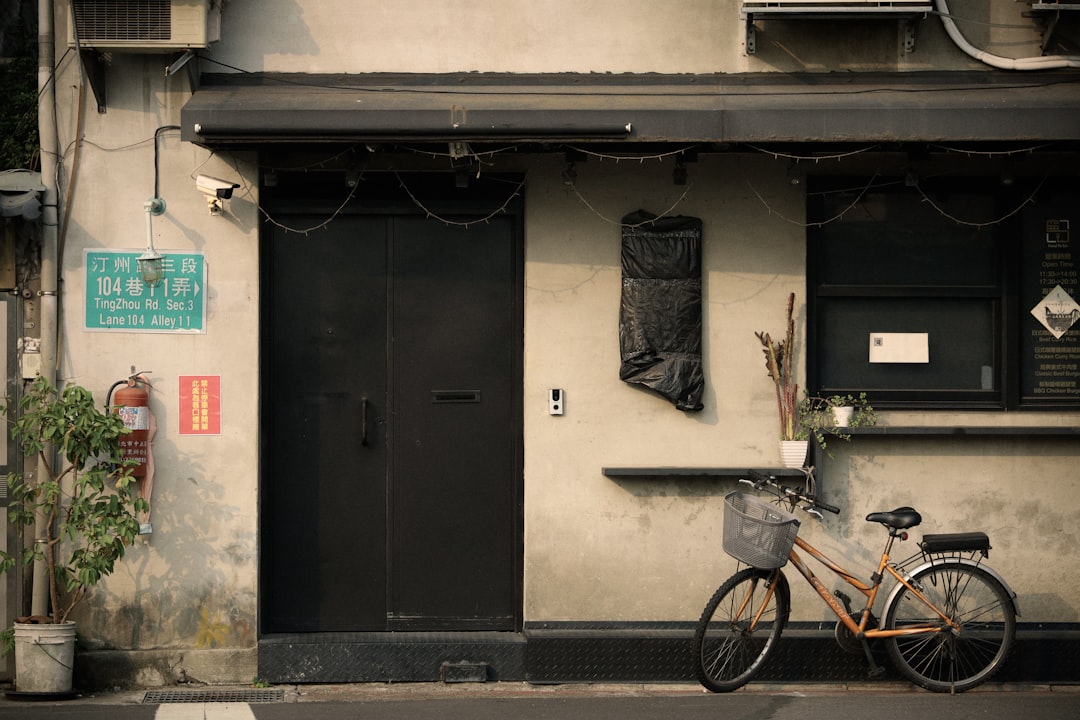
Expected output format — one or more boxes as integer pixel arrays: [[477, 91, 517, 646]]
[[1022, 196, 1080, 404]]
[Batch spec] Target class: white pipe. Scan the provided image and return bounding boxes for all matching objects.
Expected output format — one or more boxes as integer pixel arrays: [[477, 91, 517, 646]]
[[935, 0, 1080, 70], [33, 0, 59, 619]]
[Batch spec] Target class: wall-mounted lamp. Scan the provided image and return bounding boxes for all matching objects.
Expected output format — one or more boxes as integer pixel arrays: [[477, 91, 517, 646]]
[[196, 174, 240, 215], [140, 198, 166, 286]]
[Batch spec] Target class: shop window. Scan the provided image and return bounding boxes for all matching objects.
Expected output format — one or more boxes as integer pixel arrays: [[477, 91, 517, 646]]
[[807, 177, 1080, 410]]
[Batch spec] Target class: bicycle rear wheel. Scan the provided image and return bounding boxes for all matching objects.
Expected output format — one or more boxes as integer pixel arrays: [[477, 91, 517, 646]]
[[693, 567, 790, 692], [884, 562, 1016, 692]]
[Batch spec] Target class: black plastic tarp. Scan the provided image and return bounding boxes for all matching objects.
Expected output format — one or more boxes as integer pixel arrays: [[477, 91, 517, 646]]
[[619, 211, 704, 411]]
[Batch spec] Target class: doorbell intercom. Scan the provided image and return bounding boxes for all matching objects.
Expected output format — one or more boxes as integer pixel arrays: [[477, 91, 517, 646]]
[[549, 388, 564, 416]]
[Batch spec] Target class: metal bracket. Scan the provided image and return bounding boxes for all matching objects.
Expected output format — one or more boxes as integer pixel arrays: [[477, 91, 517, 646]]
[[745, 13, 758, 55], [166, 49, 201, 94], [79, 49, 108, 114], [904, 17, 919, 53]]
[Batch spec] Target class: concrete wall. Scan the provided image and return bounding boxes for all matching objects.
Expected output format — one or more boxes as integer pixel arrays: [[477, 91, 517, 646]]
[[35, 0, 1080, 686], [212, 0, 1054, 74]]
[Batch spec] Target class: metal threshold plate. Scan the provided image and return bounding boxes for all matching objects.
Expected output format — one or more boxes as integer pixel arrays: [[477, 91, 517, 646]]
[[143, 688, 284, 704]]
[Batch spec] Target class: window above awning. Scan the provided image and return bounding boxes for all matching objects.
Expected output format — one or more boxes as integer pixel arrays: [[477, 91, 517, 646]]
[[180, 71, 1080, 147]]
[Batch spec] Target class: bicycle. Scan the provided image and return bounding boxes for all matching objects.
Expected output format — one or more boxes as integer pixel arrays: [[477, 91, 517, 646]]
[[693, 470, 1018, 693]]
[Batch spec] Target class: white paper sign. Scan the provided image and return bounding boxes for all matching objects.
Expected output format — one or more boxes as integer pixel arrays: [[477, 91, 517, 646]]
[[869, 332, 929, 363]]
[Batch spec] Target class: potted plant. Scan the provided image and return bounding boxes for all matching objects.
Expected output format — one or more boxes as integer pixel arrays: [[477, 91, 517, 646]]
[[798, 392, 877, 457], [755, 292, 808, 468], [0, 376, 147, 694]]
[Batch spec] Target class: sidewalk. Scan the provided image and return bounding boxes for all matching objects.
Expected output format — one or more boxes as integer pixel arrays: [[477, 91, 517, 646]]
[[4, 680, 1079, 707]]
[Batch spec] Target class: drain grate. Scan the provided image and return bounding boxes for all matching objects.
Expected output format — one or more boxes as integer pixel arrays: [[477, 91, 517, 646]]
[[143, 688, 284, 704]]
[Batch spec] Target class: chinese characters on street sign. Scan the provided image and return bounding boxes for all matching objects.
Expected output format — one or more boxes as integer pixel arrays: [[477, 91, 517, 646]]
[[179, 375, 221, 435], [85, 250, 206, 333]]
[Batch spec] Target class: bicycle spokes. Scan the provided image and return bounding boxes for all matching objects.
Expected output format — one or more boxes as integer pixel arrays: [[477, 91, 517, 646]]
[[694, 568, 790, 693], [886, 563, 1015, 692]]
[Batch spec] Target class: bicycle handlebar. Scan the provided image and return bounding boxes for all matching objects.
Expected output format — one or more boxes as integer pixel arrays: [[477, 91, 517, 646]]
[[741, 470, 841, 516]]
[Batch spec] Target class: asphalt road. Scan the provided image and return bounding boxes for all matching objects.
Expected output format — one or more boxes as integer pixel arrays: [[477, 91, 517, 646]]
[[2, 683, 1080, 720]]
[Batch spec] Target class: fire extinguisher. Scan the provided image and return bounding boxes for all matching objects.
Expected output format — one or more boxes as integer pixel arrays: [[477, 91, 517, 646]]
[[107, 369, 152, 478]]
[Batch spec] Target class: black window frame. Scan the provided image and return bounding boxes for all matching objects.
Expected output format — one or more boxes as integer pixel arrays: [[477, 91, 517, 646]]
[[806, 175, 1080, 412]]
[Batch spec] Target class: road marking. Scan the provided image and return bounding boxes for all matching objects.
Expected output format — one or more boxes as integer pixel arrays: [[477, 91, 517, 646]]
[[155, 703, 257, 720]]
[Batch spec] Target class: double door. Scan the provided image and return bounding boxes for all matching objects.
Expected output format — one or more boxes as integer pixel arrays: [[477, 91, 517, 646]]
[[262, 209, 521, 632]]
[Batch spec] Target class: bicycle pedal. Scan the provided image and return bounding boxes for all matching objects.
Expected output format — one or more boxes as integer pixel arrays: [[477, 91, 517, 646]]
[[834, 589, 854, 614]]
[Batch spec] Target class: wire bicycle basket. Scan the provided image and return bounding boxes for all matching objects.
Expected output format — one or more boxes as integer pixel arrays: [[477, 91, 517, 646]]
[[722, 491, 800, 569]]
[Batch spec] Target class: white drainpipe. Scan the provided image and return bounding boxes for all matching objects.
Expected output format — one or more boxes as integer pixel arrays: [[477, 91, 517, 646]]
[[32, 0, 59, 618], [936, 0, 1080, 70]]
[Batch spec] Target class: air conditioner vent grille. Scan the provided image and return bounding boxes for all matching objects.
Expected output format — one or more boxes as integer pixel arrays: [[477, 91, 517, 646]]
[[73, 1, 172, 42]]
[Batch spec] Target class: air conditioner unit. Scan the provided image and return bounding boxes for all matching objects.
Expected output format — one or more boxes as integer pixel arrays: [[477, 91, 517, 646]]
[[69, 0, 221, 53]]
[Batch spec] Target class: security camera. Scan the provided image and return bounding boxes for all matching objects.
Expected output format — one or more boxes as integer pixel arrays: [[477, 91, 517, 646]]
[[195, 175, 240, 215], [196, 175, 240, 200]]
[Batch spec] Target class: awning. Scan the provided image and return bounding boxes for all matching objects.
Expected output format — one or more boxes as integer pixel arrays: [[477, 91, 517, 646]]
[[181, 71, 1080, 147]]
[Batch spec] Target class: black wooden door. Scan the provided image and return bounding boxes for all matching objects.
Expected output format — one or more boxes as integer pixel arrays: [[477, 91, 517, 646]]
[[262, 209, 521, 633]]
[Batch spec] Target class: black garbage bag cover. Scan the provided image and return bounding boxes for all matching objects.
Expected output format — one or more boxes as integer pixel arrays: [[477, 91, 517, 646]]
[[619, 211, 704, 411]]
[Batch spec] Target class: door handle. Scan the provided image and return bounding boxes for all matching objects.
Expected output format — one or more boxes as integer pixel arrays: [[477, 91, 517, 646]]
[[361, 396, 369, 446]]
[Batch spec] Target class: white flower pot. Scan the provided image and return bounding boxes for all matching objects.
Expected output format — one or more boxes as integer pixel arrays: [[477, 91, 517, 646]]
[[778, 440, 809, 469], [831, 406, 855, 427]]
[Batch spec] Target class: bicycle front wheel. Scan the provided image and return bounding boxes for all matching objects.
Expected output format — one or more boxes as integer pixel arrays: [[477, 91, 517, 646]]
[[693, 567, 790, 692], [884, 562, 1016, 692]]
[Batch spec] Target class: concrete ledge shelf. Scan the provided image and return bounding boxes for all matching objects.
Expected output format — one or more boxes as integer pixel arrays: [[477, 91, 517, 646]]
[[601, 467, 808, 479], [843, 426, 1080, 436]]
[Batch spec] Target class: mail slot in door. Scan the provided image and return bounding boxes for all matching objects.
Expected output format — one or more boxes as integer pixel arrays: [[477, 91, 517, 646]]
[[431, 390, 481, 404]]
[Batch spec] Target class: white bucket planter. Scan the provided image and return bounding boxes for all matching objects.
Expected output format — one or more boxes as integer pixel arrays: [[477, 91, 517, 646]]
[[831, 406, 855, 427], [13, 621, 76, 694], [778, 440, 809, 469]]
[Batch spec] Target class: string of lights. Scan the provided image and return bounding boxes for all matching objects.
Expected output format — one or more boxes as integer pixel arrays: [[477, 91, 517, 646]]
[[566, 180, 694, 228], [563, 145, 698, 163], [394, 172, 526, 228], [68, 121, 1065, 234], [747, 175, 880, 229], [259, 179, 361, 235], [914, 176, 1046, 228], [744, 144, 880, 162]]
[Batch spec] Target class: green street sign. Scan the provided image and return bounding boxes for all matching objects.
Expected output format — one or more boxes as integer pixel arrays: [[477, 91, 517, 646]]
[[85, 250, 206, 333]]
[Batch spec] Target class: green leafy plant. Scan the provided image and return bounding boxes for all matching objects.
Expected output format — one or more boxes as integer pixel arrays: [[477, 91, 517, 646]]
[[755, 292, 805, 441], [0, 31, 39, 170], [798, 392, 876, 456], [0, 376, 148, 628]]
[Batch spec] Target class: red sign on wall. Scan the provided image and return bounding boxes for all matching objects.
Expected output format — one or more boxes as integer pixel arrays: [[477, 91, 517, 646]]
[[179, 375, 221, 435]]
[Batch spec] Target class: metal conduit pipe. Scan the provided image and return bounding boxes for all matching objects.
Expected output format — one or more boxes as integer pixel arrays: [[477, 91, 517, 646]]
[[935, 0, 1080, 70]]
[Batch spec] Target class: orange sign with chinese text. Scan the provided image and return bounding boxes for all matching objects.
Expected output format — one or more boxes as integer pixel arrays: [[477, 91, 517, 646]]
[[179, 375, 221, 435]]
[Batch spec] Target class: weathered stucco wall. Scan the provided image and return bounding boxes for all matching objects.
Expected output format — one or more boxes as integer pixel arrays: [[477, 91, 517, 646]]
[[520, 151, 1080, 625], [48, 40, 262, 680], [34, 0, 1080, 686], [211, 0, 1051, 74]]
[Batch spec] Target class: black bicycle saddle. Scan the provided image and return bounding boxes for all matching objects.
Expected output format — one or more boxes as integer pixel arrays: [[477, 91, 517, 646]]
[[865, 507, 922, 530]]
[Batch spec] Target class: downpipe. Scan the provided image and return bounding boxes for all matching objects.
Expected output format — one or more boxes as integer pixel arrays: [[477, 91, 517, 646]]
[[31, 0, 60, 618]]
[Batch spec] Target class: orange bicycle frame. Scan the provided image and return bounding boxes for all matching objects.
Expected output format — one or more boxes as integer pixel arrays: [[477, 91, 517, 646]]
[[782, 535, 960, 639]]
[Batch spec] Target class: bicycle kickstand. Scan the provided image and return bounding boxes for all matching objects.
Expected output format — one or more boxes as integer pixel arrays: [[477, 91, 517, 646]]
[[861, 639, 885, 679], [835, 589, 886, 679]]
